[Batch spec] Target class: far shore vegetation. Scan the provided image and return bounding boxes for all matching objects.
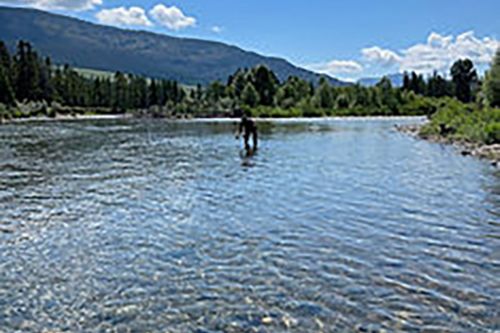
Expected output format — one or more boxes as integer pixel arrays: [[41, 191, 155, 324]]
[[419, 52, 500, 146], [0, 40, 499, 146]]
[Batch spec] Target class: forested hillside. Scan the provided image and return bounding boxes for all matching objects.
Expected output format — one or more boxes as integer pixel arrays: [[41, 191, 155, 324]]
[[0, 6, 347, 86]]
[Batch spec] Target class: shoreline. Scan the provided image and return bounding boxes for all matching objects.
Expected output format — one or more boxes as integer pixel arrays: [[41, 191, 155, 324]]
[[4, 113, 133, 123], [397, 123, 500, 166], [3, 113, 427, 124]]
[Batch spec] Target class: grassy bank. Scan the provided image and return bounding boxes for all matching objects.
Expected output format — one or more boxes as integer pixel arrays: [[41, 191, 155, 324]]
[[244, 95, 439, 118], [0, 94, 440, 123], [419, 99, 500, 145]]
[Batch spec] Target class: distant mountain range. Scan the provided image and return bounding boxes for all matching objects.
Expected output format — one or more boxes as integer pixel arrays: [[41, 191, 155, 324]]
[[0, 6, 349, 86], [358, 73, 404, 87]]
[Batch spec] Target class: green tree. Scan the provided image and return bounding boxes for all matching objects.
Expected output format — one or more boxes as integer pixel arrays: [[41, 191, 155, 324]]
[[0, 41, 12, 83], [90, 78, 102, 106], [206, 80, 226, 102], [156, 80, 166, 105], [39, 57, 54, 102], [402, 72, 411, 91], [100, 78, 113, 107], [0, 64, 15, 105], [241, 82, 259, 107], [149, 79, 158, 106], [484, 48, 500, 107], [252, 65, 278, 106], [376, 76, 398, 113], [173, 81, 185, 103], [276, 76, 311, 109], [409, 72, 426, 95], [427, 71, 451, 98], [59, 65, 85, 106], [128, 75, 148, 108], [228, 69, 247, 100], [14, 41, 42, 101], [335, 94, 350, 109], [450, 58, 478, 103], [113, 71, 129, 111], [351, 84, 370, 107], [0, 42, 15, 105], [314, 77, 334, 109]]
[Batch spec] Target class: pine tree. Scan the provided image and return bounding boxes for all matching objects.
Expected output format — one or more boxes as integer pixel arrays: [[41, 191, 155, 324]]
[[113, 71, 129, 111], [0, 42, 15, 105], [252, 65, 278, 106], [101, 78, 112, 107], [195, 83, 203, 101], [0, 63, 15, 105], [229, 69, 247, 100], [451, 59, 478, 103], [14, 41, 29, 101], [241, 82, 259, 107], [0, 41, 12, 83], [206, 81, 226, 102], [22, 42, 42, 101], [402, 72, 411, 91], [149, 79, 158, 106], [137, 77, 148, 108], [172, 81, 179, 103], [39, 57, 54, 103], [408, 72, 426, 95], [314, 77, 334, 109], [91, 78, 102, 107]]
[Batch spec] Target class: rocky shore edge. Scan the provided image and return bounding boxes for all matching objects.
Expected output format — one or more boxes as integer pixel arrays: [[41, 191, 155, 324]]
[[396, 124, 500, 167]]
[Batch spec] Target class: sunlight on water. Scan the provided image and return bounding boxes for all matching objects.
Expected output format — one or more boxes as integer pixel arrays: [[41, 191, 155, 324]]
[[0, 118, 499, 332]]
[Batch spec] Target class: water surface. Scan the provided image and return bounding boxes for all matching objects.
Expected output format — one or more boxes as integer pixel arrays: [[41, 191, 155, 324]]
[[0, 118, 499, 332]]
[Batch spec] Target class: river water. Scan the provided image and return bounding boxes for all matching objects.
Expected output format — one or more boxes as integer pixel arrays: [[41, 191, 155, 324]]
[[0, 118, 499, 332]]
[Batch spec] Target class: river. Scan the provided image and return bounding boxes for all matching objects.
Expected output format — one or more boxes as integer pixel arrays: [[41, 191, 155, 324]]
[[0, 117, 498, 332]]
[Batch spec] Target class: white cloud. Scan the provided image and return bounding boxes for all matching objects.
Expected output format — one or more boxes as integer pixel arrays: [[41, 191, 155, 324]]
[[310, 31, 499, 80], [0, 0, 101, 11], [427, 32, 452, 48], [451, 31, 499, 64], [96, 6, 152, 27], [149, 4, 196, 31], [309, 60, 363, 76], [362, 46, 401, 67], [364, 31, 499, 74], [211, 25, 223, 34]]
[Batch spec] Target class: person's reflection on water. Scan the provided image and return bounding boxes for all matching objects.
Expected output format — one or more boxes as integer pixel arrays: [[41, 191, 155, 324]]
[[235, 110, 258, 153]]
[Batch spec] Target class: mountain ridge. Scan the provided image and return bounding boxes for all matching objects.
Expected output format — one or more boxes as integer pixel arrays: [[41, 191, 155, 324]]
[[0, 6, 348, 86]]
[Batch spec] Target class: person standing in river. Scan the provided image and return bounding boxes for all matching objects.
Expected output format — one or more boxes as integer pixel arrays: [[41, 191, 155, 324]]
[[236, 112, 258, 151]]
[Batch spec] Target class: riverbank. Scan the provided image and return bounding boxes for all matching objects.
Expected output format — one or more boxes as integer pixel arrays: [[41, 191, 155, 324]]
[[0, 92, 438, 124], [396, 100, 500, 165], [3, 112, 426, 125], [0, 102, 198, 124], [0, 100, 431, 124], [398, 123, 500, 164]]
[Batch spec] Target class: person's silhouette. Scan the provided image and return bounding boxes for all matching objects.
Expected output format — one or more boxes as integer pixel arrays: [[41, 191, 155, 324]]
[[236, 113, 258, 151]]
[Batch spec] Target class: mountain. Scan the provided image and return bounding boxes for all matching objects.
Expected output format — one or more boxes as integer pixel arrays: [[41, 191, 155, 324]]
[[0, 6, 348, 86], [358, 73, 404, 87]]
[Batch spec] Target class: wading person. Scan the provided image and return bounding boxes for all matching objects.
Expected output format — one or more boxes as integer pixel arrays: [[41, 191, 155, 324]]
[[236, 113, 258, 151]]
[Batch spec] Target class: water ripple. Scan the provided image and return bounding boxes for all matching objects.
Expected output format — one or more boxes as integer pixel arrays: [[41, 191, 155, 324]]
[[0, 118, 498, 332]]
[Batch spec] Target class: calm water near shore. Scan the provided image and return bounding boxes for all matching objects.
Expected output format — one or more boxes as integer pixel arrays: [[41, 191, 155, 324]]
[[0, 117, 499, 332]]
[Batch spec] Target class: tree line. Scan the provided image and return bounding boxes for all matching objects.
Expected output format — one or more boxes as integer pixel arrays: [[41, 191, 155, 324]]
[[0, 40, 185, 112], [1, 40, 499, 120]]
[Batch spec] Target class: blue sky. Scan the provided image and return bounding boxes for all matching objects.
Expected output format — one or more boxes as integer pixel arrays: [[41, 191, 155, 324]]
[[2, 0, 500, 81]]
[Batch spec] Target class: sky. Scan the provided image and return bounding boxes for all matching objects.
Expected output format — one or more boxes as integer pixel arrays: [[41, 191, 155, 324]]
[[1, 0, 499, 81]]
